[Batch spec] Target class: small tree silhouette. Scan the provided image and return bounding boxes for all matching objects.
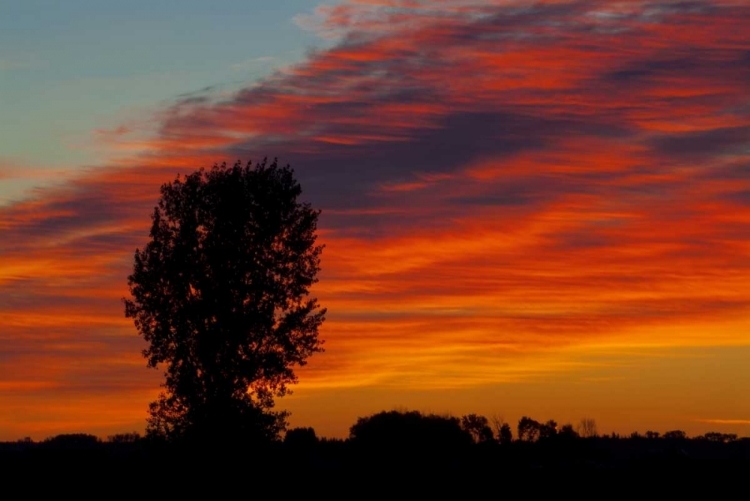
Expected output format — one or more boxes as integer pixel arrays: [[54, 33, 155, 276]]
[[517, 416, 541, 442], [43, 434, 100, 449], [284, 427, 318, 448], [498, 423, 513, 444], [701, 432, 737, 443], [349, 410, 473, 451], [663, 430, 688, 440], [577, 417, 598, 438], [107, 432, 141, 443], [539, 419, 558, 440], [460, 414, 494, 444], [558, 424, 579, 439]]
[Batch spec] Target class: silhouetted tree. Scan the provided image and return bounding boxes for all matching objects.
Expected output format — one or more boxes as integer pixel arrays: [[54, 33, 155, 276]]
[[124, 159, 326, 443], [517, 416, 541, 442], [349, 410, 473, 451], [577, 417, 598, 438], [498, 423, 513, 444], [701, 432, 737, 443], [460, 414, 494, 444], [645, 431, 660, 439], [663, 430, 687, 440], [107, 432, 141, 443], [284, 427, 318, 448], [43, 434, 100, 449], [558, 424, 578, 439], [539, 419, 558, 440], [490, 415, 505, 439]]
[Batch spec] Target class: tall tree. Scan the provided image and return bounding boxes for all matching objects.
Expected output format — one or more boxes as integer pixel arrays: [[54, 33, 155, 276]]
[[124, 159, 326, 443]]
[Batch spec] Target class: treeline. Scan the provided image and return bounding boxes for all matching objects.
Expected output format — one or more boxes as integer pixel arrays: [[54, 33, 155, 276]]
[[2, 410, 747, 459], [1, 410, 748, 495]]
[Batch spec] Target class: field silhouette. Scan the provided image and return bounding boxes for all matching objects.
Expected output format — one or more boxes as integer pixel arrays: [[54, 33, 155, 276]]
[[2, 410, 748, 491]]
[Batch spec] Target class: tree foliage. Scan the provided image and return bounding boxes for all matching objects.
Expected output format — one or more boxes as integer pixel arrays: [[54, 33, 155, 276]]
[[558, 424, 579, 439], [43, 434, 100, 449], [498, 423, 513, 444], [124, 159, 326, 443], [701, 432, 737, 443], [539, 419, 558, 440], [284, 427, 318, 448], [460, 414, 494, 444], [107, 432, 141, 444], [577, 417, 598, 438], [349, 410, 473, 450], [663, 430, 688, 440], [517, 416, 541, 442]]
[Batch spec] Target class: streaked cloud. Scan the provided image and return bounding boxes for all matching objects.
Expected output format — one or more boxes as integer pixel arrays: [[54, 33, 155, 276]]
[[1, 0, 749, 439], [698, 419, 750, 426]]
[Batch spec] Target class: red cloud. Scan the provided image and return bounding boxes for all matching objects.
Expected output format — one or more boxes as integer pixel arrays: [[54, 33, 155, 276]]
[[1, 0, 749, 439]]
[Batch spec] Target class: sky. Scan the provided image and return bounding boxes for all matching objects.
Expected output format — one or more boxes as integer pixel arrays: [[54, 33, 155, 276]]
[[1, 0, 749, 440], [0, 0, 322, 189]]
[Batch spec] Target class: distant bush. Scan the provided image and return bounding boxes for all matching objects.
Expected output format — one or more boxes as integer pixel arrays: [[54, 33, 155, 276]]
[[107, 432, 142, 444], [700, 432, 737, 443], [663, 430, 688, 440], [350, 410, 472, 451], [43, 433, 100, 449], [284, 427, 318, 448]]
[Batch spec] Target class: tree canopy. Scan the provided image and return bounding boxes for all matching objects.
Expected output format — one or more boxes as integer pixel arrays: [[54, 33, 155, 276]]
[[124, 159, 326, 443], [349, 410, 473, 450]]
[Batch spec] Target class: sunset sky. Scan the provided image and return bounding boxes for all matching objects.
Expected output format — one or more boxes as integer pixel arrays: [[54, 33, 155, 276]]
[[1, 0, 749, 441]]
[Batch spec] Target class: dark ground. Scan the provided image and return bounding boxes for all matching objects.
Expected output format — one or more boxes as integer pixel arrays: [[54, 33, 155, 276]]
[[1, 436, 748, 495]]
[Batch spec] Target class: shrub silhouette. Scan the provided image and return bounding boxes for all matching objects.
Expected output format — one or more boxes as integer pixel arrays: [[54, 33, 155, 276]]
[[517, 416, 541, 442], [43, 434, 100, 449], [349, 410, 473, 452], [460, 414, 494, 444], [284, 427, 318, 448]]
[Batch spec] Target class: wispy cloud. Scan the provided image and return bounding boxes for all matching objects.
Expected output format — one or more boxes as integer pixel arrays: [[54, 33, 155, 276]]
[[698, 419, 750, 426], [1, 0, 749, 438]]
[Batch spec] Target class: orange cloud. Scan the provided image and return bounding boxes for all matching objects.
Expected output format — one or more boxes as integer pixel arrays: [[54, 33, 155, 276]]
[[1, 0, 749, 439], [698, 419, 750, 426]]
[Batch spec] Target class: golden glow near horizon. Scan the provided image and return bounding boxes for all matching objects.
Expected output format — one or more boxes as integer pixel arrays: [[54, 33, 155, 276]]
[[1, 0, 749, 440]]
